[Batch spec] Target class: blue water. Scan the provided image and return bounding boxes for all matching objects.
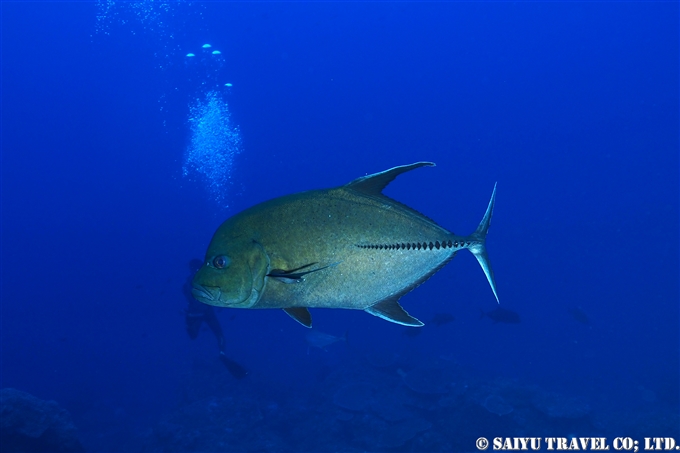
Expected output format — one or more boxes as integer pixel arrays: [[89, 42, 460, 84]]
[[2, 2, 678, 451]]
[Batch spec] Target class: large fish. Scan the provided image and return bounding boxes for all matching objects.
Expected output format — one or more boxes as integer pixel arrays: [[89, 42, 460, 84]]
[[192, 162, 499, 328]]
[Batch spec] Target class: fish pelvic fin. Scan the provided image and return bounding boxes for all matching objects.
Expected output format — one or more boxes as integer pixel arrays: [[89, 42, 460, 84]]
[[284, 307, 313, 328], [467, 183, 499, 303]]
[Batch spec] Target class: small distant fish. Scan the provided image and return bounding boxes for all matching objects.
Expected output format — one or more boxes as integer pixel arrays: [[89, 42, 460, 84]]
[[567, 306, 590, 325], [429, 313, 455, 327], [402, 327, 423, 338], [480, 307, 520, 324], [305, 329, 348, 351]]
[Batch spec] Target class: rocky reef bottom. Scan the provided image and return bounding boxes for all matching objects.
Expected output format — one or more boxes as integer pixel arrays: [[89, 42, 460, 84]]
[[139, 355, 679, 452], [4, 354, 678, 452], [1, 388, 84, 453]]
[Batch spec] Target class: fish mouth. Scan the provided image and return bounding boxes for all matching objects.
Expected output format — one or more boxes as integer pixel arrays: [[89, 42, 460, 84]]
[[191, 284, 220, 303], [191, 284, 256, 307]]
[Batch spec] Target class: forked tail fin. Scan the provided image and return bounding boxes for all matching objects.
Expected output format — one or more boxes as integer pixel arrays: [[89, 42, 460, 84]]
[[467, 183, 499, 303]]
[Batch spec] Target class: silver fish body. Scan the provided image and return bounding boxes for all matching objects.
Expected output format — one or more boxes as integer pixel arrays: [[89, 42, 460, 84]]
[[192, 162, 499, 327]]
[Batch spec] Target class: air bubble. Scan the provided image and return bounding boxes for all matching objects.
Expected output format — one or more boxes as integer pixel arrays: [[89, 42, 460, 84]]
[[183, 91, 242, 207]]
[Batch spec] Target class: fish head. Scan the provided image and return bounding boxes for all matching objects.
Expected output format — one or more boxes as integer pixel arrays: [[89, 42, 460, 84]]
[[192, 236, 269, 308]]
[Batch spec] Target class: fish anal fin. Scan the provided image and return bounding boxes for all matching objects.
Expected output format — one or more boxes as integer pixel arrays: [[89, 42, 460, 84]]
[[284, 307, 312, 328], [365, 297, 423, 327], [345, 162, 435, 196]]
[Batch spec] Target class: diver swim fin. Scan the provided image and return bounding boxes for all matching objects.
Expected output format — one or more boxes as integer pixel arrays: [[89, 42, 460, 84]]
[[220, 352, 248, 379]]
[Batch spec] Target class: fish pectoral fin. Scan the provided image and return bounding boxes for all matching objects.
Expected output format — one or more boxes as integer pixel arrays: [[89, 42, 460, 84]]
[[283, 307, 313, 328], [268, 262, 339, 283], [365, 298, 424, 327], [268, 263, 316, 283], [268, 272, 305, 283]]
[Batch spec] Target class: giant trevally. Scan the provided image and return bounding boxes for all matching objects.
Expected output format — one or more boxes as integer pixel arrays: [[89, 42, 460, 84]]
[[192, 162, 499, 328]]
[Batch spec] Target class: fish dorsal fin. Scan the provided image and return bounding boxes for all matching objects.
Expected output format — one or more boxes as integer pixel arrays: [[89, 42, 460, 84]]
[[365, 297, 424, 327], [345, 162, 435, 196], [344, 162, 443, 228], [284, 307, 313, 328]]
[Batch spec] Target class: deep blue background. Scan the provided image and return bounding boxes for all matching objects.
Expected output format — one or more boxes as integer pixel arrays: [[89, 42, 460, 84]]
[[2, 1, 678, 448]]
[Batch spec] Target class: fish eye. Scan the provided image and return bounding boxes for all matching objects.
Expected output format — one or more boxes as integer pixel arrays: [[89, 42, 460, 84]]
[[212, 255, 230, 269]]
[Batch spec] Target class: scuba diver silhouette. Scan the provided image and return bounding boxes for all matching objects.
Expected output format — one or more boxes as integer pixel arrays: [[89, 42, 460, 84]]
[[183, 259, 248, 379]]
